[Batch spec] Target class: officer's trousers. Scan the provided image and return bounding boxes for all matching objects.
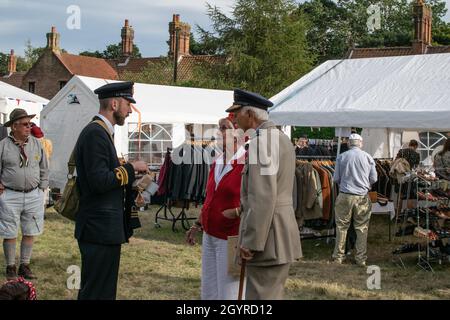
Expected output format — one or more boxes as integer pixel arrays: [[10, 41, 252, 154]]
[[77, 241, 121, 300]]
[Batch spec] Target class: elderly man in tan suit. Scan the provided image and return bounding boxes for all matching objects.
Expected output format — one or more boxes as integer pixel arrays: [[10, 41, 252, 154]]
[[226, 89, 302, 300]]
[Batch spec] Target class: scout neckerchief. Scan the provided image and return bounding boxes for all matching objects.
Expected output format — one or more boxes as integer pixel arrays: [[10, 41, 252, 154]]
[[3, 277, 37, 300], [9, 133, 29, 168]]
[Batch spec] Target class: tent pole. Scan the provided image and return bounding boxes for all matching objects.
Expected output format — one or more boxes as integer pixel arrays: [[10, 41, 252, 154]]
[[336, 128, 342, 156]]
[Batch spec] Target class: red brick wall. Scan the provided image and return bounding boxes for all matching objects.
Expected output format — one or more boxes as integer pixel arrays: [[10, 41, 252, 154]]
[[21, 50, 72, 100]]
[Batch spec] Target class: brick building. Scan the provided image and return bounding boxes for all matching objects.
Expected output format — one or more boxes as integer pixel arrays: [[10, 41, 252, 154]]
[[2, 16, 224, 100]]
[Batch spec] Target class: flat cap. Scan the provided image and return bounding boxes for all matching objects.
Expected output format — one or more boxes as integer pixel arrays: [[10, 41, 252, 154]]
[[226, 89, 273, 113], [94, 81, 136, 104]]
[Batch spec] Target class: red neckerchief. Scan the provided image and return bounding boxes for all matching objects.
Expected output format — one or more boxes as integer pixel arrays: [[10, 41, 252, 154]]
[[4, 277, 37, 300], [9, 134, 29, 168]]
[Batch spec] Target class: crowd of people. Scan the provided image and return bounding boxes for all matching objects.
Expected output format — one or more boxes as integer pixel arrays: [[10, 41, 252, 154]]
[[0, 83, 449, 300]]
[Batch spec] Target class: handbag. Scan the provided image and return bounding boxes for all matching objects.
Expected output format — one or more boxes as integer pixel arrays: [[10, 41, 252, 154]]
[[54, 120, 113, 221], [54, 148, 78, 221]]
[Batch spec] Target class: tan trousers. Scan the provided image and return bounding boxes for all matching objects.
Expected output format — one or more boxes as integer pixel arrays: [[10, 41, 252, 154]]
[[245, 263, 290, 300], [332, 193, 372, 264]]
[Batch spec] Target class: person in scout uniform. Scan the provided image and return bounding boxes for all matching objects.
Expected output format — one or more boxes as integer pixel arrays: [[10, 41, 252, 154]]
[[226, 89, 302, 300], [0, 109, 49, 281], [74, 82, 148, 300]]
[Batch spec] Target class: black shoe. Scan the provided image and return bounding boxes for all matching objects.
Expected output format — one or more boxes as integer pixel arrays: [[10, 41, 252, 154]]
[[6, 265, 17, 281], [18, 264, 37, 280], [393, 243, 420, 254]]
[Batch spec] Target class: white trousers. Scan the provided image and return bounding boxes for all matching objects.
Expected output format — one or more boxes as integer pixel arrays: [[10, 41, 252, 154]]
[[201, 232, 243, 300]]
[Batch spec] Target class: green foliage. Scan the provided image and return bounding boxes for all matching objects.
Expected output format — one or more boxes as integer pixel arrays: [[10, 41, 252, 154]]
[[299, 0, 353, 63], [292, 127, 336, 140], [121, 57, 174, 85], [0, 52, 8, 75], [191, 0, 315, 97], [0, 41, 47, 75], [79, 43, 142, 59], [433, 22, 450, 45]]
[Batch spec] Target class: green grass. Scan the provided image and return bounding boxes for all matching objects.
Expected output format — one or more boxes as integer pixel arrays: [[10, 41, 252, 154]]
[[1, 207, 449, 300]]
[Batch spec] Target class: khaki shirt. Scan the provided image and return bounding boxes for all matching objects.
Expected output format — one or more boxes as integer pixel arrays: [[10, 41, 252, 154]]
[[0, 135, 49, 191]]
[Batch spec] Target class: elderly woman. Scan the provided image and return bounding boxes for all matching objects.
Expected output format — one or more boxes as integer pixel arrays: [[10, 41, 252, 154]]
[[186, 117, 245, 300], [434, 139, 450, 180]]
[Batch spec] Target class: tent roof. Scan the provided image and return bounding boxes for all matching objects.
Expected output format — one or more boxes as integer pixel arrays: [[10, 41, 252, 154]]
[[0, 80, 49, 104], [48, 75, 232, 124], [269, 53, 450, 130]]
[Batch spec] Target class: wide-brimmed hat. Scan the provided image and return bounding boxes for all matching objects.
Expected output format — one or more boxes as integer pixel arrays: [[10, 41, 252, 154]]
[[4, 108, 36, 127]]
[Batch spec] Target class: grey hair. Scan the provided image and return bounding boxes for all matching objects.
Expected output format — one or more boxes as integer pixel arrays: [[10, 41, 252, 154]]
[[241, 106, 269, 121], [349, 139, 362, 148]]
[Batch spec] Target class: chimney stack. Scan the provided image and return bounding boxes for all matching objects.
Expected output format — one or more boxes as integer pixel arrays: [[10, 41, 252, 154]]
[[169, 14, 191, 58], [121, 19, 135, 57], [7, 49, 17, 74], [412, 0, 432, 54], [46, 26, 61, 53]]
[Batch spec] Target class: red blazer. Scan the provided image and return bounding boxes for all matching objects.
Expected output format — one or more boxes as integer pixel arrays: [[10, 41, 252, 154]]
[[201, 159, 244, 240]]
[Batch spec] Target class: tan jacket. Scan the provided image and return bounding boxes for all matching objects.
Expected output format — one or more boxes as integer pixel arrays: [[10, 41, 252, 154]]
[[239, 121, 302, 266], [389, 157, 410, 181], [295, 163, 323, 222]]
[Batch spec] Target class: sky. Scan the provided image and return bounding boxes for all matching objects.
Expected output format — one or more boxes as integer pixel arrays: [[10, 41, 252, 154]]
[[0, 0, 449, 58]]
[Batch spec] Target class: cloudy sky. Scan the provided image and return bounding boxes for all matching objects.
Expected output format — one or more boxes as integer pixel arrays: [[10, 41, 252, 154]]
[[0, 0, 449, 57]]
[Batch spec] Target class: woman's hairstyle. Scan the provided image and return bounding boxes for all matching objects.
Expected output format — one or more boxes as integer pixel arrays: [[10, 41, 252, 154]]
[[409, 139, 418, 148]]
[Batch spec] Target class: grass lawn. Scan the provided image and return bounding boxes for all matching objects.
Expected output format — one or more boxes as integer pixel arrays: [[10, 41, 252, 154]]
[[1, 206, 449, 300]]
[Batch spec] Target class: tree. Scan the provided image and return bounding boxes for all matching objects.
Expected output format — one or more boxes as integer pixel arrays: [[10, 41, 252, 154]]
[[23, 40, 46, 69], [0, 47, 36, 75], [80, 43, 142, 59], [191, 0, 315, 97], [298, 0, 353, 63], [0, 52, 8, 75], [336, 0, 449, 48], [121, 58, 174, 85]]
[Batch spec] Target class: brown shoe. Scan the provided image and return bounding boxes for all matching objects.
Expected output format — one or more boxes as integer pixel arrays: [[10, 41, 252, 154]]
[[6, 265, 17, 281], [18, 264, 37, 280]]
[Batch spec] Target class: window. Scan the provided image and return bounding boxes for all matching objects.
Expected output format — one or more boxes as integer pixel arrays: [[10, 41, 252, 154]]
[[59, 81, 67, 90], [128, 123, 173, 166], [418, 132, 448, 166], [28, 82, 35, 93], [185, 123, 219, 141]]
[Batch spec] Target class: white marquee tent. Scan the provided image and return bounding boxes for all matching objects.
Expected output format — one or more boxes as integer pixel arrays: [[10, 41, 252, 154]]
[[0, 80, 48, 125], [269, 53, 450, 158], [41, 75, 232, 189]]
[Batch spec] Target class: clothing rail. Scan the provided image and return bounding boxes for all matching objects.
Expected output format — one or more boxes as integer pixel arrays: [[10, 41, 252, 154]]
[[296, 155, 336, 159]]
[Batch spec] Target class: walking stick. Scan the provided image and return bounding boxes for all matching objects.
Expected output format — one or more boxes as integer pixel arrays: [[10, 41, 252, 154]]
[[238, 259, 246, 300]]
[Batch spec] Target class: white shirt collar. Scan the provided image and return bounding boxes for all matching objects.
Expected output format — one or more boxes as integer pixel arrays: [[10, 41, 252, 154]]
[[96, 114, 115, 135], [215, 146, 246, 165], [214, 146, 246, 189]]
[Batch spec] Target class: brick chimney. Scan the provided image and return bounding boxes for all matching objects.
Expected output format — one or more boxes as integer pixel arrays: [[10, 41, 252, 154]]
[[46, 26, 61, 53], [121, 19, 135, 57], [412, 0, 432, 54], [7, 49, 17, 74], [169, 14, 191, 58]]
